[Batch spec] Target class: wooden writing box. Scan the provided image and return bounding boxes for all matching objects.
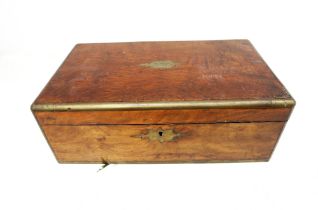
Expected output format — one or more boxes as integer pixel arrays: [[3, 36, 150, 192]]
[[32, 40, 295, 164]]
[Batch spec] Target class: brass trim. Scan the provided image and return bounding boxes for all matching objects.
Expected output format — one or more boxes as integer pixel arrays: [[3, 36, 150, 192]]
[[56, 159, 270, 164], [31, 99, 295, 111], [140, 60, 178, 69], [136, 128, 180, 143]]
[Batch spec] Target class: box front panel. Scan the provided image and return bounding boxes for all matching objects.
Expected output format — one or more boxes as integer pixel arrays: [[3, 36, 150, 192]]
[[41, 122, 285, 163]]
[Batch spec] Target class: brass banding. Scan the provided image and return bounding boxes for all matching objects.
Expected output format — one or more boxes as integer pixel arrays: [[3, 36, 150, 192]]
[[31, 99, 295, 111]]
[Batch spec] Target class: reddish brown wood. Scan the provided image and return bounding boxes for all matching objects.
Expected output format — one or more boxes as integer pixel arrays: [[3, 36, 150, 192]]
[[33, 40, 292, 104], [42, 122, 285, 163], [32, 40, 295, 164], [35, 108, 291, 125]]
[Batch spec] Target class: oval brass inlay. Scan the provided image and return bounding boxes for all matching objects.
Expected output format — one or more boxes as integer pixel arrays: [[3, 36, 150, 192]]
[[140, 60, 178, 69]]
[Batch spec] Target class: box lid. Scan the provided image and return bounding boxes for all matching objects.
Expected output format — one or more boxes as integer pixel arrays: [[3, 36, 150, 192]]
[[32, 40, 294, 111]]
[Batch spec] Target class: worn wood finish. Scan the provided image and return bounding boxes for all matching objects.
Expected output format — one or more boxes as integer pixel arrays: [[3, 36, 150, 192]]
[[35, 108, 291, 125], [42, 122, 285, 163], [32, 40, 295, 163], [34, 40, 291, 104]]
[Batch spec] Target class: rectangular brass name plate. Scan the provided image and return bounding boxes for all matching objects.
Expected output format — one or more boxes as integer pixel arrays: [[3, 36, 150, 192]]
[[31, 99, 295, 111]]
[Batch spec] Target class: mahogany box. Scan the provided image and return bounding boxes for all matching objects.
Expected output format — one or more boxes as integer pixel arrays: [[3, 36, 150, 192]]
[[31, 40, 295, 164]]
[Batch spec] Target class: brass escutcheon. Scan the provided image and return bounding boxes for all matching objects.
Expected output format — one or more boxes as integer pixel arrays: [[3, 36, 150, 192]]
[[137, 128, 180, 143]]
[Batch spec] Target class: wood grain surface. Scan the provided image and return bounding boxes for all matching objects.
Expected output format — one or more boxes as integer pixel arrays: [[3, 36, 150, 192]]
[[35, 108, 291, 125], [42, 122, 285, 163], [33, 40, 292, 104], [32, 40, 295, 163]]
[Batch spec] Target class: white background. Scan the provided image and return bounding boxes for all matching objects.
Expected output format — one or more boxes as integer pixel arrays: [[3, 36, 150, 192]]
[[0, 0, 317, 209]]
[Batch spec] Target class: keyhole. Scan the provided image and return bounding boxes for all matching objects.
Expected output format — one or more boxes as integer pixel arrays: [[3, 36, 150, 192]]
[[158, 131, 163, 137]]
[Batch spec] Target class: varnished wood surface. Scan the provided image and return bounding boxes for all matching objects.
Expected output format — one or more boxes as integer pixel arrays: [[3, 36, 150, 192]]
[[34, 40, 292, 104], [32, 40, 295, 163], [35, 108, 291, 125], [42, 122, 285, 163]]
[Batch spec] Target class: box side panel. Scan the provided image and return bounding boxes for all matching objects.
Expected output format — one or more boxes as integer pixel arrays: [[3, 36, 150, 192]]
[[41, 122, 285, 163], [32, 110, 61, 161], [35, 108, 291, 125]]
